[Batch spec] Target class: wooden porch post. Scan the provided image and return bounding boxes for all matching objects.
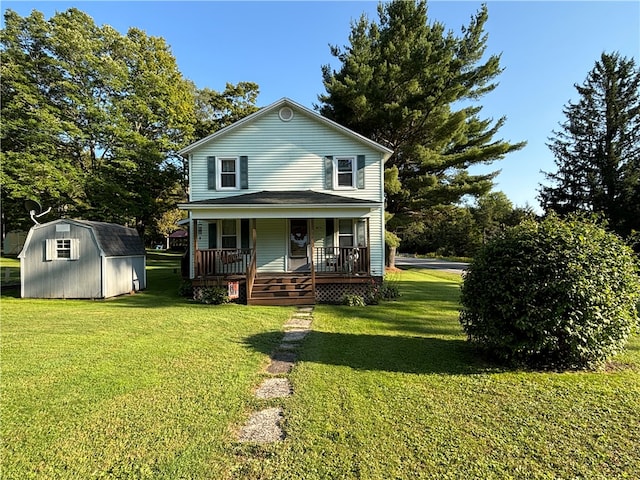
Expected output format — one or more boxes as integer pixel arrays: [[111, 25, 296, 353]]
[[310, 219, 316, 297], [192, 218, 198, 278], [366, 217, 371, 275], [252, 219, 257, 251]]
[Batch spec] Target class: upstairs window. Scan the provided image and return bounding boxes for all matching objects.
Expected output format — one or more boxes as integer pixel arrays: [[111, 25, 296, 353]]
[[219, 157, 239, 189], [324, 155, 365, 190], [335, 156, 356, 188], [207, 156, 249, 190]]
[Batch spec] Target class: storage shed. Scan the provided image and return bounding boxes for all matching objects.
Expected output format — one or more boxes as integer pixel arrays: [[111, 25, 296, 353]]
[[19, 219, 146, 299]]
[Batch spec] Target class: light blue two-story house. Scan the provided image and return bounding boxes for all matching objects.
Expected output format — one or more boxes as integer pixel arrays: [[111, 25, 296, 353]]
[[178, 98, 393, 305]]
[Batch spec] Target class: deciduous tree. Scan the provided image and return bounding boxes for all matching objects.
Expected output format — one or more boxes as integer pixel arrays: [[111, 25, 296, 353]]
[[0, 8, 196, 239], [194, 82, 260, 140]]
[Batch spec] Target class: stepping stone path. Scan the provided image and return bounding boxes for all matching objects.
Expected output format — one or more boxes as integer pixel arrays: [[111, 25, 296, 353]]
[[237, 306, 313, 443]]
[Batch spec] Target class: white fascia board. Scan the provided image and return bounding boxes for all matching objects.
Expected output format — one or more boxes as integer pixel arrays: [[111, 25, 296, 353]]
[[183, 204, 381, 220]]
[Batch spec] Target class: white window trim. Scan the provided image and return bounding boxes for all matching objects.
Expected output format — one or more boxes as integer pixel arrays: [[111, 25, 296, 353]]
[[219, 219, 240, 249], [46, 238, 80, 261], [333, 155, 357, 190], [334, 219, 368, 248], [337, 219, 355, 248], [217, 156, 239, 190]]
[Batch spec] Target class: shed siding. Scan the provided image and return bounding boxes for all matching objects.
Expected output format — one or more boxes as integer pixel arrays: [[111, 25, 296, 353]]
[[256, 218, 286, 272], [190, 109, 384, 203], [21, 222, 102, 298], [104, 256, 146, 297], [20, 220, 146, 299]]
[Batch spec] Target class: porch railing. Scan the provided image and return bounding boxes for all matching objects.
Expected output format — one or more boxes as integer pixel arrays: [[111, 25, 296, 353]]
[[195, 248, 252, 277], [193, 247, 369, 277], [314, 247, 369, 275]]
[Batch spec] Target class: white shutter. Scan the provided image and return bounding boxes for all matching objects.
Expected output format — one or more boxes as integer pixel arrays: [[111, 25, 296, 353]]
[[70, 238, 80, 260], [45, 239, 55, 261]]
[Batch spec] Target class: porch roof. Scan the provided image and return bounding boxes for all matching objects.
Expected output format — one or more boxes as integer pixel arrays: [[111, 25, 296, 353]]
[[179, 191, 380, 219], [180, 190, 379, 207]]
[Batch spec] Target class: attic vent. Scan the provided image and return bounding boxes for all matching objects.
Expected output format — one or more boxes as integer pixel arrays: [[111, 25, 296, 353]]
[[278, 106, 294, 122]]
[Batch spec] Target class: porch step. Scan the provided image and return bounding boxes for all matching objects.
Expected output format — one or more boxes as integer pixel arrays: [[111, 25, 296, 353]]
[[248, 275, 315, 306]]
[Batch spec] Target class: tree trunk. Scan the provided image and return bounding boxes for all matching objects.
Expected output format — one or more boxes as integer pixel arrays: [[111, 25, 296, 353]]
[[386, 246, 396, 268]]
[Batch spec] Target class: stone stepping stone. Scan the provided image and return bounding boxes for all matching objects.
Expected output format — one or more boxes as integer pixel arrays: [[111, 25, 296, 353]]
[[297, 306, 314, 313], [284, 318, 312, 329], [266, 351, 297, 374], [237, 407, 284, 443], [277, 342, 297, 351], [255, 378, 292, 399], [282, 329, 310, 343]]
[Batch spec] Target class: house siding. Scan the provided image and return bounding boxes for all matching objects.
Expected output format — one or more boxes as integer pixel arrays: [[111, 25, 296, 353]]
[[256, 218, 286, 272], [312, 218, 326, 250], [189, 109, 384, 203], [368, 208, 385, 277]]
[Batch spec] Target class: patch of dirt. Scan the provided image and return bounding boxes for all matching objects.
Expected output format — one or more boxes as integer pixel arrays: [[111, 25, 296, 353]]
[[604, 360, 639, 373]]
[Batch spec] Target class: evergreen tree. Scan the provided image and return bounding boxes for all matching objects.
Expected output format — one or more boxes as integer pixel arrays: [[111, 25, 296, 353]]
[[318, 0, 524, 232], [539, 52, 640, 237]]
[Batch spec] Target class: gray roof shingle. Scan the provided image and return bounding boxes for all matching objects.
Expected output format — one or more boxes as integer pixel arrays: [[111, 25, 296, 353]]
[[74, 220, 145, 256], [183, 190, 379, 206]]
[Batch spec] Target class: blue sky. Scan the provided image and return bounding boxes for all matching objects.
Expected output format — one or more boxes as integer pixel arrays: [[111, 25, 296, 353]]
[[3, 1, 639, 210]]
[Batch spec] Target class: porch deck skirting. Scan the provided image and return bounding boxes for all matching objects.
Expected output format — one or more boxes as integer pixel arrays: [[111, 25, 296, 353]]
[[190, 273, 382, 305]]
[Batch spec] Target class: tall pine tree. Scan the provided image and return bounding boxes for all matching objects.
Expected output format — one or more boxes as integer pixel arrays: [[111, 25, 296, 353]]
[[318, 0, 524, 233], [539, 52, 640, 237]]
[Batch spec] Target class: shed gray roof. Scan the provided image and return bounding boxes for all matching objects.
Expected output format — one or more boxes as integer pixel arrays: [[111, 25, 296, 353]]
[[73, 220, 145, 256], [182, 190, 379, 206]]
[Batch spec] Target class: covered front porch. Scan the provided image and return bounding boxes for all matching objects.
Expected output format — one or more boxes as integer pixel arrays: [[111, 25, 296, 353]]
[[179, 191, 385, 305], [188, 219, 372, 306]]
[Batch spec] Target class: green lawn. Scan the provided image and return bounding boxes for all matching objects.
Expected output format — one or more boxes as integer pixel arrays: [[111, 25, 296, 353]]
[[2, 255, 639, 479]]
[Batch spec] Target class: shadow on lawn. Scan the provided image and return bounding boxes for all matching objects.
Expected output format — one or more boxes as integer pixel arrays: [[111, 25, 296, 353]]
[[244, 330, 496, 376]]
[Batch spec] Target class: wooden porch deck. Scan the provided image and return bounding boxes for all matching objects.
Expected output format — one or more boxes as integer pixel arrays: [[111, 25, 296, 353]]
[[187, 246, 372, 305]]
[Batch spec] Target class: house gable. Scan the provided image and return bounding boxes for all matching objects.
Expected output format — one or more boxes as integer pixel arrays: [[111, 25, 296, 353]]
[[182, 98, 392, 204]]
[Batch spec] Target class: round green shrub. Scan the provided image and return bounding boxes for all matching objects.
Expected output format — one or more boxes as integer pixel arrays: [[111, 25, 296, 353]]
[[195, 285, 229, 305], [459, 214, 640, 370]]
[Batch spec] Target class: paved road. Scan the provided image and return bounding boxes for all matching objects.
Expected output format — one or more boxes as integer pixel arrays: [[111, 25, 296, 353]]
[[394, 256, 469, 274]]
